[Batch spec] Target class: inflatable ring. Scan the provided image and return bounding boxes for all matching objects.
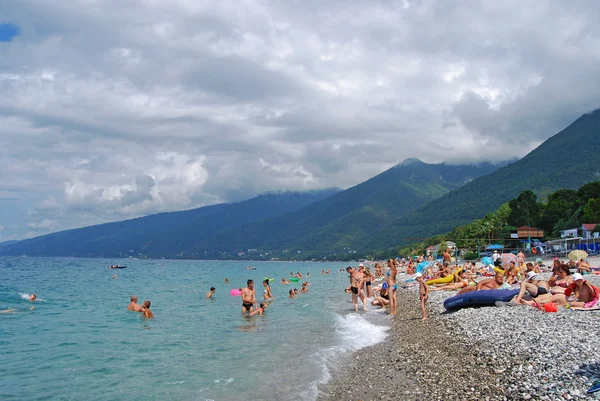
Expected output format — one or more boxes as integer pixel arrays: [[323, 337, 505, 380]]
[[532, 247, 537, 254], [230, 289, 242, 296], [493, 267, 505, 275], [290, 278, 299, 282], [426, 274, 454, 285]]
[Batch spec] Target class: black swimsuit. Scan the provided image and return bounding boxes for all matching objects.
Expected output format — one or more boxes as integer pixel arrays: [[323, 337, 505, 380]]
[[366, 281, 371, 286], [351, 287, 358, 295], [242, 303, 253, 311]]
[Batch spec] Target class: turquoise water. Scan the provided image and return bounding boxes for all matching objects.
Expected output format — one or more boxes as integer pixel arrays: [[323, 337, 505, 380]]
[[0, 257, 389, 401]]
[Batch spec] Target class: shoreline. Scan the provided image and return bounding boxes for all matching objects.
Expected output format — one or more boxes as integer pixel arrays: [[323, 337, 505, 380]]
[[320, 274, 600, 400]]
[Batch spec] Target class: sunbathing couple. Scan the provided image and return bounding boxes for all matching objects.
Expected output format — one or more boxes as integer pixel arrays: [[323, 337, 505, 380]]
[[128, 295, 154, 318]]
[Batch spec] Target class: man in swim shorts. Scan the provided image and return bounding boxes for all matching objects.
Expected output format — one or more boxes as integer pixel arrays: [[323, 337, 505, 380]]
[[128, 295, 144, 312], [241, 280, 257, 314], [443, 250, 451, 266], [346, 266, 364, 312]]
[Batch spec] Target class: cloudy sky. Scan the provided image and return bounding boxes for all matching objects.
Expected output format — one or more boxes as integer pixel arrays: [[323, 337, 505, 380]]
[[1, 0, 600, 241]]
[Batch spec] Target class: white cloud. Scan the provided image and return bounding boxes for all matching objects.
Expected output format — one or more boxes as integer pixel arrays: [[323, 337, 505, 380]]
[[1, 0, 600, 239]]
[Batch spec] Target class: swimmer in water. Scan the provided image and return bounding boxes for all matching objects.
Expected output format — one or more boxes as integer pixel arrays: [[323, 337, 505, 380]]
[[224, 278, 229, 284], [142, 300, 154, 319], [206, 287, 216, 299], [128, 295, 144, 312], [29, 294, 37, 302], [112, 275, 117, 279], [289, 289, 296, 298], [250, 302, 266, 316]]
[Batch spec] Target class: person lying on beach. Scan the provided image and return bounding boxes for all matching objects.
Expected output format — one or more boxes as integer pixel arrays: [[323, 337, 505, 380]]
[[206, 287, 216, 299], [142, 300, 154, 319], [241, 280, 257, 314], [371, 284, 390, 308], [577, 259, 591, 274], [513, 271, 549, 304], [548, 264, 573, 294], [416, 273, 428, 320], [457, 272, 506, 295], [250, 302, 266, 316], [128, 295, 144, 312], [429, 271, 472, 291]]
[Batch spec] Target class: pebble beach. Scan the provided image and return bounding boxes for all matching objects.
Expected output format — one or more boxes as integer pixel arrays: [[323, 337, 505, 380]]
[[321, 270, 600, 401]]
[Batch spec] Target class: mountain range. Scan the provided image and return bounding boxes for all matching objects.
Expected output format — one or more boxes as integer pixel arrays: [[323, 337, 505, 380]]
[[366, 108, 600, 251], [0, 190, 339, 258], [3, 108, 600, 259], [0, 161, 501, 258]]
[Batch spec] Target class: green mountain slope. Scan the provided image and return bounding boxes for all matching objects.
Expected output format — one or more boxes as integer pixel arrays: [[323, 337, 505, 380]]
[[0, 190, 339, 257], [367, 109, 600, 251], [189, 160, 502, 258]]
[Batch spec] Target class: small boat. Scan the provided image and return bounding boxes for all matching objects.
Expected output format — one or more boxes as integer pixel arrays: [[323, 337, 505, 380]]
[[109, 265, 127, 269], [245, 266, 256, 270]]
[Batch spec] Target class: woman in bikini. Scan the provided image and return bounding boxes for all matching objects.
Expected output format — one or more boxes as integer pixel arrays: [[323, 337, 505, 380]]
[[386, 259, 398, 316], [263, 279, 274, 301], [548, 264, 573, 294]]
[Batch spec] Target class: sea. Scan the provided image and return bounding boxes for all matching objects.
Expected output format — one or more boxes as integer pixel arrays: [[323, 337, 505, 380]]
[[0, 257, 390, 401]]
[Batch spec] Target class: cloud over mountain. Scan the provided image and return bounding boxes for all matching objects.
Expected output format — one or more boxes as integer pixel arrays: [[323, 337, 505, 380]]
[[1, 0, 600, 240]]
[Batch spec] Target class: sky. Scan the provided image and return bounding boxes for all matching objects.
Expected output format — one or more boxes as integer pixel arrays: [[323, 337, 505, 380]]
[[2, 0, 600, 241]]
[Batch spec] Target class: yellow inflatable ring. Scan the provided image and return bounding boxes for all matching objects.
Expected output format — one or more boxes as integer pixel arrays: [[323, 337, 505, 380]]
[[426, 274, 455, 285], [493, 267, 505, 275]]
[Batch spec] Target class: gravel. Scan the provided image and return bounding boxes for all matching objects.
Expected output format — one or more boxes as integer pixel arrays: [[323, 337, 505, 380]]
[[320, 271, 600, 401]]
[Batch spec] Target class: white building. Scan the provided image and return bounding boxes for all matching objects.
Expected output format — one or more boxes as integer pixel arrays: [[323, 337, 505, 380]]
[[560, 228, 578, 238]]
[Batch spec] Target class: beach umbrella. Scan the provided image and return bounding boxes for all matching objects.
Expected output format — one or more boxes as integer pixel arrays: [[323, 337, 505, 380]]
[[481, 256, 493, 266], [486, 244, 504, 250], [568, 250, 588, 261], [500, 253, 517, 267]]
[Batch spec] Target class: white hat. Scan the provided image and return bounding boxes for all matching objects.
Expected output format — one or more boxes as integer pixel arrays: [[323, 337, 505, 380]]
[[572, 273, 584, 281], [359, 263, 364, 267], [415, 272, 423, 278], [526, 271, 538, 281]]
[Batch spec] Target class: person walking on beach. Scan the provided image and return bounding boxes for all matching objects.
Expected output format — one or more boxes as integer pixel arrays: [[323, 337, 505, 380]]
[[346, 266, 362, 312], [206, 287, 216, 299], [415, 273, 428, 320], [517, 250, 525, 267], [387, 259, 398, 316], [128, 295, 143, 312], [443, 250, 451, 266], [241, 280, 257, 314]]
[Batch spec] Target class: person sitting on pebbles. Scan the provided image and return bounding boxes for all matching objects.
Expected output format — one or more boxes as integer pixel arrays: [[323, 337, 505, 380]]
[[547, 264, 573, 294], [512, 271, 549, 304], [576, 258, 592, 275]]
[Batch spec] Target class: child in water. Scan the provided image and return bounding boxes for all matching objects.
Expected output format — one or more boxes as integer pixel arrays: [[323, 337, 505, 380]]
[[142, 300, 154, 319], [250, 302, 266, 316], [415, 273, 428, 320]]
